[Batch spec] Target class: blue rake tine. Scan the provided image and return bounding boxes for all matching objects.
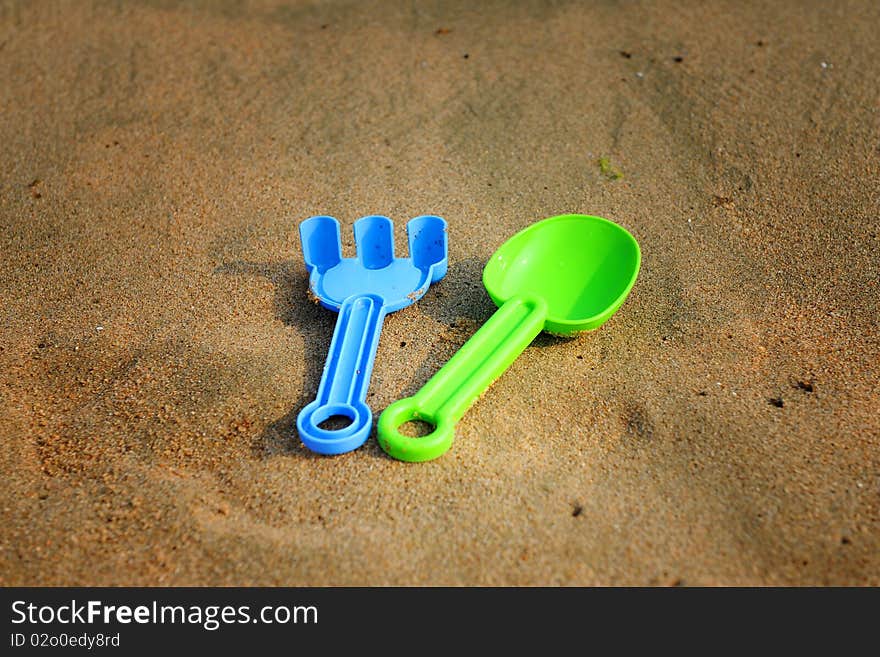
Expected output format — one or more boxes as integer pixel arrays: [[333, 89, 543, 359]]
[[354, 215, 395, 270], [300, 215, 341, 274], [407, 215, 448, 283]]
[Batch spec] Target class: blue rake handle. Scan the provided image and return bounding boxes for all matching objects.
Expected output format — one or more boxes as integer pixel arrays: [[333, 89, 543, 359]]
[[296, 293, 386, 454]]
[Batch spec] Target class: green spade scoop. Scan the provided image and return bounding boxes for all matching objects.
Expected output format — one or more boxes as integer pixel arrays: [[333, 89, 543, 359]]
[[377, 214, 641, 462]]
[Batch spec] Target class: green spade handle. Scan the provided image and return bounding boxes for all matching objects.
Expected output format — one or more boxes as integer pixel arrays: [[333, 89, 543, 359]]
[[378, 294, 547, 462]]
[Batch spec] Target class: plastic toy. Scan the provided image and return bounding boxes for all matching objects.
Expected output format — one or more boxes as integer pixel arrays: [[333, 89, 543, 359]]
[[297, 214, 447, 455], [377, 214, 640, 462]]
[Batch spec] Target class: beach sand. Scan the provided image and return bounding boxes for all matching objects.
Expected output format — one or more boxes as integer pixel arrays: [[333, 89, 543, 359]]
[[1, 0, 877, 585]]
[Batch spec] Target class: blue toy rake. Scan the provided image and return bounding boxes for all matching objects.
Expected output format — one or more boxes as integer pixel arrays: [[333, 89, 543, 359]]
[[296, 215, 447, 454]]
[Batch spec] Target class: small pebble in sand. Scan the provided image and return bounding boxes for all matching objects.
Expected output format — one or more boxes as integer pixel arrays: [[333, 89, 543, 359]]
[[95, 326, 104, 332], [635, 71, 644, 78], [27, 178, 42, 198], [713, 195, 735, 208]]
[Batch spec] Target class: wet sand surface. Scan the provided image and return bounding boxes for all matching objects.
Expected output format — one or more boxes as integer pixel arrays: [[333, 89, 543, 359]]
[[1, 0, 878, 585]]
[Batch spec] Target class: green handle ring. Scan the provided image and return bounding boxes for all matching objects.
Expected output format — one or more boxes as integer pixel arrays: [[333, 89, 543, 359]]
[[377, 398, 455, 462]]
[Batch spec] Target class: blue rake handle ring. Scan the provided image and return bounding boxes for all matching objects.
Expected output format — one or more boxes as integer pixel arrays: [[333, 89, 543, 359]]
[[296, 293, 386, 454]]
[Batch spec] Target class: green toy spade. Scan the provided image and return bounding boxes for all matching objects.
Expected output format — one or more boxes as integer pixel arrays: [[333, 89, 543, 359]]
[[377, 214, 641, 462]]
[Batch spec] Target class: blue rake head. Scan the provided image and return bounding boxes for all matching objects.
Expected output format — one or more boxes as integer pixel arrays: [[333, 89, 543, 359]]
[[300, 214, 448, 311], [296, 214, 448, 455]]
